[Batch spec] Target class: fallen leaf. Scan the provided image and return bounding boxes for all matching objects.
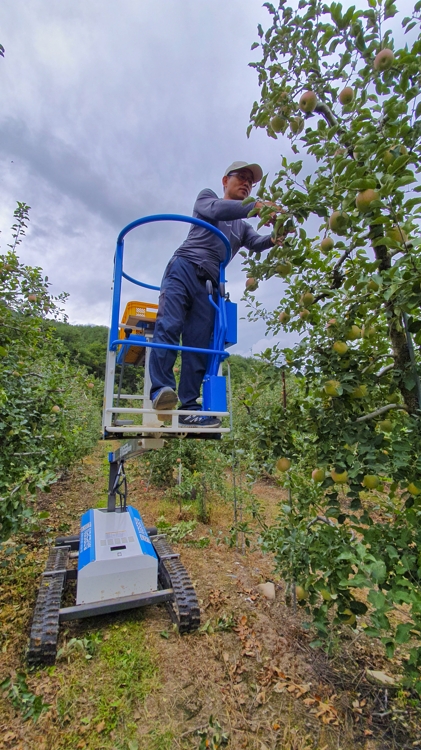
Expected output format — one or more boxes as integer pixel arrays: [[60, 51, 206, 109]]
[[273, 681, 288, 693], [303, 697, 317, 706], [95, 720, 106, 733]]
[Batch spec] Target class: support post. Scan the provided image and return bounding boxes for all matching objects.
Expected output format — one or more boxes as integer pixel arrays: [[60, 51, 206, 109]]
[[107, 458, 118, 512]]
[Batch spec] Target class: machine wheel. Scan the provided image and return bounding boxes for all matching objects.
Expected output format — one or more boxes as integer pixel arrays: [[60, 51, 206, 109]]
[[152, 536, 200, 633], [27, 546, 70, 665]]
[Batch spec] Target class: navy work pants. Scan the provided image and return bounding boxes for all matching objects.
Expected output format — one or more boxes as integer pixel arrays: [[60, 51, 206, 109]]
[[149, 256, 215, 410]]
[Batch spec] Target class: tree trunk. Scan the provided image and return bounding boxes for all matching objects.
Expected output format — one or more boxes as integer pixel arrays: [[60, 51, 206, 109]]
[[371, 229, 418, 414]]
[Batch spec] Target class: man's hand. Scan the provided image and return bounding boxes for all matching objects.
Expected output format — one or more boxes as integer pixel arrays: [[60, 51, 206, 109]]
[[255, 200, 285, 227], [255, 200, 278, 212]]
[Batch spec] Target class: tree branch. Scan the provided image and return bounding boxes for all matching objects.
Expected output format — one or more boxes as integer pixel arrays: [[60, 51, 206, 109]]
[[314, 102, 338, 128], [376, 363, 395, 379], [356, 403, 408, 423]]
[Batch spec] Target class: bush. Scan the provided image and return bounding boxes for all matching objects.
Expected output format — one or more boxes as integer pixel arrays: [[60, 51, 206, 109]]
[[0, 206, 100, 537]]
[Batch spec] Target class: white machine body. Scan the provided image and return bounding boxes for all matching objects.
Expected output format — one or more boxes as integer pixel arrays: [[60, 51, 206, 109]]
[[76, 506, 158, 605]]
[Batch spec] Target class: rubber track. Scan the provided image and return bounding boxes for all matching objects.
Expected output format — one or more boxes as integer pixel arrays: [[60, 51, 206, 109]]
[[27, 546, 70, 665], [152, 536, 200, 634]]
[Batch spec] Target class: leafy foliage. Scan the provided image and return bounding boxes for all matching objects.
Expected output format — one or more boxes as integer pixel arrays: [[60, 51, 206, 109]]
[[0, 205, 100, 537], [246, 0, 421, 690], [1, 673, 50, 722], [51, 322, 109, 380]]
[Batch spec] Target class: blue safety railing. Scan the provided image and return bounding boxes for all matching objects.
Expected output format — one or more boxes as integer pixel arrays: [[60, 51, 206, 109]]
[[109, 215, 232, 366]]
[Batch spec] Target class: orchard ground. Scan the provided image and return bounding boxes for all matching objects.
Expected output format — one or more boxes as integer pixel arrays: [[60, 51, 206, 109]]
[[0, 443, 420, 750]]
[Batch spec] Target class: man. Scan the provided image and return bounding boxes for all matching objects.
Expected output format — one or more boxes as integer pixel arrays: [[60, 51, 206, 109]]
[[149, 161, 275, 428]]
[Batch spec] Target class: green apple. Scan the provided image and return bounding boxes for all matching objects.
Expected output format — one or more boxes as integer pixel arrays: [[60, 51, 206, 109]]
[[408, 482, 421, 496], [339, 86, 354, 105], [271, 115, 286, 133], [329, 211, 350, 235], [276, 260, 293, 277], [378, 419, 393, 432], [331, 469, 348, 483], [333, 341, 348, 355], [347, 325, 361, 340], [300, 291, 315, 307], [324, 380, 341, 397], [299, 91, 317, 113], [356, 189, 379, 213], [351, 385, 368, 399], [363, 475, 379, 489], [374, 48, 394, 72], [295, 585, 308, 601], [276, 457, 291, 472], [320, 237, 334, 253]]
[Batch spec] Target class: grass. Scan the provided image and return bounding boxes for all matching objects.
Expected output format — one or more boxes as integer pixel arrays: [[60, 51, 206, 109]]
[[54, 614, 160, 749], [140, 727, 174, 750]]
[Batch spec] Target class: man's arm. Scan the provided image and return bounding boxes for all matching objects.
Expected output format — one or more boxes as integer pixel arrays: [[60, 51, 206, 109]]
[[241, 221, 275, 253], [194, 189, 258, 222]]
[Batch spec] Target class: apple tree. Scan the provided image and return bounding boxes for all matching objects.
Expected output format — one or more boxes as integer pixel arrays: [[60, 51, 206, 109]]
[[245, 0, 421, 689]]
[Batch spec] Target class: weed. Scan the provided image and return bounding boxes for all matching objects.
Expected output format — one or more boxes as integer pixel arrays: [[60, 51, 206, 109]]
[[198, 614, 235, 635], [215, 613, 236, 631], [156, 517, 197, 542], [1, 672, 50, 722], [57, 631, 103, 662], [197, 715, 229, 748], [186, 536, 210, 548]]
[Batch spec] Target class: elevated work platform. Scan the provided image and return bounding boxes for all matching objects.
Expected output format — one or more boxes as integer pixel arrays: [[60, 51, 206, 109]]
[[102, 214, 236, 440]]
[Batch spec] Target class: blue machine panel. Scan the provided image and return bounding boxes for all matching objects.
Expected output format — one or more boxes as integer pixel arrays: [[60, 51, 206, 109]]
[[225, 301, 237, 348], [78, 509, 95, 571], [203, 375, 227, 412], [128, 506, 158, 559]]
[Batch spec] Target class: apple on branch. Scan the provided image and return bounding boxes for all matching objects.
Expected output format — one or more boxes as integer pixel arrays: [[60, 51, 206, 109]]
[[276, 457, 291, 472], [245, 277, 259, 292], [320, 237, 334, 254], [339, 86, 354, 105], [373, 48, 394, 72], [299, 91, 317, 114]]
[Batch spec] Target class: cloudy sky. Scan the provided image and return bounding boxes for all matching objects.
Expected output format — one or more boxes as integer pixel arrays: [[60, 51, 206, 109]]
[[0, 0, 414, 356]]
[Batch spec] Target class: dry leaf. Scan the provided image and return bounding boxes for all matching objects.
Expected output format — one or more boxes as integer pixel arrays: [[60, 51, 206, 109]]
[[273, 681, 288, 693], [303, 697, 317, 707], [95, 720, 106, 733]]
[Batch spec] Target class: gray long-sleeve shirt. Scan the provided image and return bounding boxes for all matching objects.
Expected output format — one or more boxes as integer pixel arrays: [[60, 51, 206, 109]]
[[173, 188, 273, 283]]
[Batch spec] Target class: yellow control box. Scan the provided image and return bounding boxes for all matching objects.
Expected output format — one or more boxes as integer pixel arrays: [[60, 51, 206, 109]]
[[118, 301, 158, 364]]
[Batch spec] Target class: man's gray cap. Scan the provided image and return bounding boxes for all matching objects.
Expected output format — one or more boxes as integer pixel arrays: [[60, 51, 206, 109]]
[[224, 161, 263, 184]]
